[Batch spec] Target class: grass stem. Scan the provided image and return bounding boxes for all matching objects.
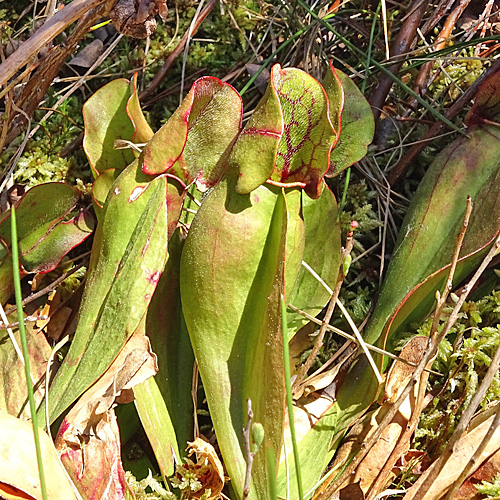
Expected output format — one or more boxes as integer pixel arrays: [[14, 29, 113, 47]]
[[11, 205, 48, 500]]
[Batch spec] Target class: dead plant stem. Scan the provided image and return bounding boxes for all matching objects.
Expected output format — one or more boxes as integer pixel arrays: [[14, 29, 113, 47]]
[[291, 230, 354, 395], [413, 336, 500, 500], [320, 199, 485, 499]]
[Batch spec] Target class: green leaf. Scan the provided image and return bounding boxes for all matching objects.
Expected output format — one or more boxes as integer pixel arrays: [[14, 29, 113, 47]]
[[364, 124, 500, 350], [283, 115, 500, 495], [0, 183, 93, 303], [19, 209, 93, 273], [142, 77, 242, 191], [127, 74, 154, 143], [83, 79, 136, 176], [466, 70, 500, 125], [46, 162, 169, 422], [0, 183, 81, 244], [324, 64, 374, 177], [135, 229, 194, 477], [287, 183, 341, 339], [180, 171, 304, 499], [235, 64, 336, 199], [92, 168, 120, 217]]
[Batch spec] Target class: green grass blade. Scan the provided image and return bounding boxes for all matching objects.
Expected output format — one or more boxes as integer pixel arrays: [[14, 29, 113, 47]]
[[296, 0, 464, 135], [240, 27, 308, 95], [281, 294, 304, 500], [11, 205, 48, 500], [362, 1, 381, 94]]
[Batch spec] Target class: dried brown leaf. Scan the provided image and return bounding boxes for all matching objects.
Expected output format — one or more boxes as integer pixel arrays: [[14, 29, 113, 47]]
[[185, 437, 225, 499], [0, 411, 77, 500], [0, 322, 50, 419], [403, 402, 500, 500], [55, 332, 157, 500]]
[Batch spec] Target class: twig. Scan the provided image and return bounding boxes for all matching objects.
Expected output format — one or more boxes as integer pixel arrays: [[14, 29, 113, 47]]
[[242, 399, 256, 500], [317, 198, 484, 499], [299, 258, 383, 383], [4, 1, 114, 147], [287, 303, 441, 376], [5, 262, 85, 315], [443, 399, 500, 500], [291, 230, 355, 395], [369, 0, 429, 123], [0, 0, 108, 89], [139, 0, 216, 100], [388, 57, 500, 185], [410, 0, 472, 105]]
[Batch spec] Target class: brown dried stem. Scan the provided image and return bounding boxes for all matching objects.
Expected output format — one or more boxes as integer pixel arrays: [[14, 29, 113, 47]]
[[388, 57, 500, 186], [4, 1, 114, 147], [318, 198, 483, 499], [291, 230, 355, 396], [411, 0, 472, 104], [369, 0, 429, 123], [0, 0, 108, 89], [139, 0, 216, 100]]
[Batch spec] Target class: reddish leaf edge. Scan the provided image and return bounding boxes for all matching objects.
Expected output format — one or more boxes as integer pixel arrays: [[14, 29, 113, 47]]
[[140, 76, 243, 178], [377, 225, 500, 364]]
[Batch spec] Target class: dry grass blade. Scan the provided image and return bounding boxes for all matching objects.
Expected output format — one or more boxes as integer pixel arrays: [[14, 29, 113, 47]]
[[407, 338, 500, 500], [316, 198, 483, 499], [292, 231, 355, 396], [0, 0, 108, 89]]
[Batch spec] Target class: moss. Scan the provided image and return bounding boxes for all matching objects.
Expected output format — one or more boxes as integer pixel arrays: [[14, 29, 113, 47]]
[[125, 470, 177, 499], [476, 473, 500, 498], [401, 290, 500, 459]]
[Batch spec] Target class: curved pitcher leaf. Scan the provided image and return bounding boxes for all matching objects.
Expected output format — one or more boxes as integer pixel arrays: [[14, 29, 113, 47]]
[[46, 163, 169, 423], [324, 63, 375, 177], [235, 64, 336, 199], [466, 69, 500, 125], [233, 73, 283, 194], [287, 182, 341, 339], [282, 117, 500, 495], [364, 124, 500, 350], [19, 208, 94, 273], [142, 77, 242, 191], [83, 79, 136, 176], [135, 228, 194, 477], [180, 171, 304, 500], [127, 74, 154, 143], [92, 168, 121, 217], [0, 182, 81, 244], [0, 183, 92, 303]]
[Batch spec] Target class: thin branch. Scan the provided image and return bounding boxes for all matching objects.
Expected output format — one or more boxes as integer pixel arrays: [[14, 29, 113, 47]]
[[139, 0, 216, 100], [5, 262, 85, 315], [318, 199, 486, 499], [292, 230, 354, 395], [370, 0, 429, 123], [388, 57, 500, 185], [412, 338, 500, 500], [0, 0, 108, 89]]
